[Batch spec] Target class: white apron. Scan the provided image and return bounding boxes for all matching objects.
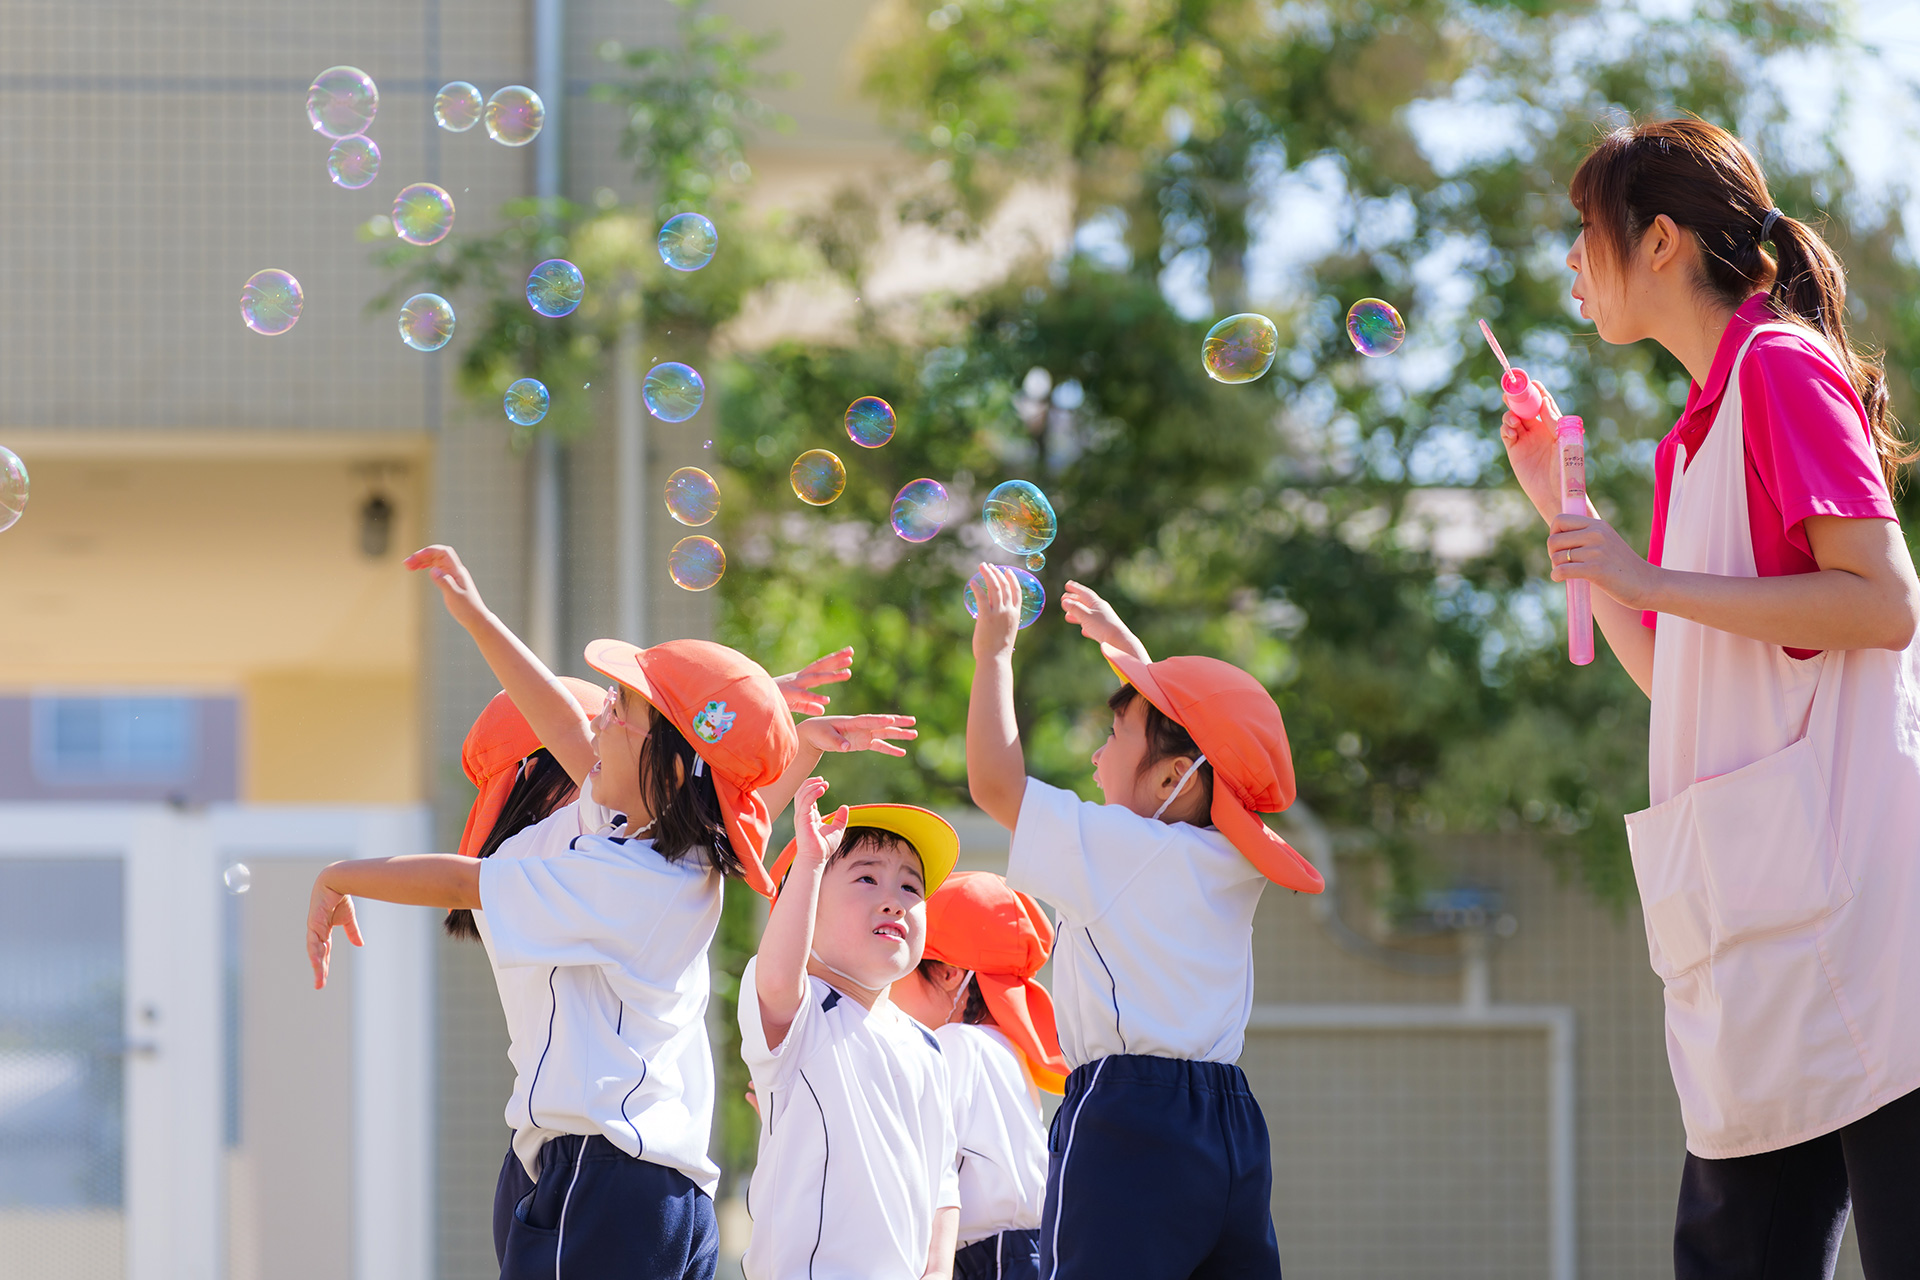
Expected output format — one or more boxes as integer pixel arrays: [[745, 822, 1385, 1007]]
[[1624, 324, 1920, 1159]]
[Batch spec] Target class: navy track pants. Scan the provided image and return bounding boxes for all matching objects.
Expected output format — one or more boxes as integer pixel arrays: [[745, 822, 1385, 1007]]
[[492, 1135, 718, 1280], [954, 1228, 1042, 1279]]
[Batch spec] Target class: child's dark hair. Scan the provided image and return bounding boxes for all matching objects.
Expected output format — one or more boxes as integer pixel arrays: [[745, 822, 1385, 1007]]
[[829, 827, 927, 883], [1108, 683, 1213, 812], [917, 958, 991, 1024], [636, 703, 744, 878], [445, 748, 578, 941]]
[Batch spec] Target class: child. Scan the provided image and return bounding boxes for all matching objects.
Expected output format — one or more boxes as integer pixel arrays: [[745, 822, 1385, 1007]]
[[891, 871, 1068, 1280], [966, 569, 1324, 1280], [740, 778, 964, 1280]]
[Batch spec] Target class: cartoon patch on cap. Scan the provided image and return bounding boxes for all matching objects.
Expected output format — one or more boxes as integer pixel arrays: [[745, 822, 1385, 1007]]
[[691, 700, 736, 744]]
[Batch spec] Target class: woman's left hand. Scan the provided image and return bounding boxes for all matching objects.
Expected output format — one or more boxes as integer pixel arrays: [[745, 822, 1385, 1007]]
[[1547, 513, 1661, 609]]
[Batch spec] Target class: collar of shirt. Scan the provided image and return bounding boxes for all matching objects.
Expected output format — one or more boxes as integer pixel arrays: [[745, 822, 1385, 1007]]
[[1676, 294, 1776, 438]]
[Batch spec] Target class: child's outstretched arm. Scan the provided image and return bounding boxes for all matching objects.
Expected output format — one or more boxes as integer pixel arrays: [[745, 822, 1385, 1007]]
[[755, 776, 847, 1050], [306, 856, 481, 989], [1060, 580, 1150, 663], [773, 646, 856, 716], [967, 564, 1027, 831], [923, 1208, 959, 1280], [758, 712, 919, 821], [404, 544, 597, 785]]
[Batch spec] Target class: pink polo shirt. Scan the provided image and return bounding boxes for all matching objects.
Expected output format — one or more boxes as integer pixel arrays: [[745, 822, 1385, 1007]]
[[1644, 295, 1896, 658]]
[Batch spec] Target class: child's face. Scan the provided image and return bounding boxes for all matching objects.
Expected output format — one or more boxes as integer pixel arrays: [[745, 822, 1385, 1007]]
[[1092, 696, 1161, 818], [811, 836, 928, 992], [587, 685, 652, 824]]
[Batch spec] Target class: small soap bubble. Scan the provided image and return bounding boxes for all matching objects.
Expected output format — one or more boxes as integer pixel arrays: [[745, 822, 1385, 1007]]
[[240, 269, 303, 336], [392, 183, 454, 246], [1202, 312, 1279, 384], [658, 212, 718, 271], [399, 293, 456, 351], [664, 467, 721, 526], [307, 66, 378, 139], [964, 565, 1045, 630], [486, 86, 545, 146], [434, 81, 483, 132], [1346, 298, 1405, 357], [845, 397, 896, 448], [982, 480, 1057, 556], [504, 378, 549, 426], [790, 450, 847, 506], [0, 446, 29, 534], [223, 862, 252, 895], [642, 363, 705, 422], [1026, 553, 1045, 570], [668, 536, 725, 591], [890, 478, 949, 542], [326, 134, 380, 189], [526, 259, 584, 318]]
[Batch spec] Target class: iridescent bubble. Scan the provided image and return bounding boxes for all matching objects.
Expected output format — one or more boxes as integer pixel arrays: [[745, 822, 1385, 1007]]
[[504, 378, 549, 426], [658, 212, 718, 271], [485, 86, 545, 146], [307, 66, 378, 139], [790, 450, 847, 506], [392, 183, 454, 246], [1202, 312, 1279, 384], [845, 397, 896, 448], [0, 446, 29, 534], [665, 467, 721, 526], [434, 81, 483, 132], [982, 480, 1057, 556], [526, 259, 584, 318], [326, 134, 380, 189], [1346, 298, 1406, 357], [1026, 553, 1045, 570], [399, 293, 456, 351], [642, 363, 705, 422], [668, 536, 726, 591], [890, 478, 949, 542], [240, 269, 303, 336], [964, 565, 1045, 630], [223, 862, 252, 895]]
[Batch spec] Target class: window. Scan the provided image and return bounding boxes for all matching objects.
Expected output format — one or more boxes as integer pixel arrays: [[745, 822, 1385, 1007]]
[[31, 697, 199, 785]]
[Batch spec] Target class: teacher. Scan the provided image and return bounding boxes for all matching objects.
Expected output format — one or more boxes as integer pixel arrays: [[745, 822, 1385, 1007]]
[[1501, 118, 1920, 1277]]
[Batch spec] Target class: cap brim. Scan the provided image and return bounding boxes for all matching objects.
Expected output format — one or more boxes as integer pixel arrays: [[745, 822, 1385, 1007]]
[[770, 803, 960, 897], [584, 638, 660, 708], [1101, 643, 1180, 726]]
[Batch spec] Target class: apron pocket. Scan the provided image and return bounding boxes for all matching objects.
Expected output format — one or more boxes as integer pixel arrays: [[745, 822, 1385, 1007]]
[[1691, 736, 1850, 944], [1626, 789, 1712, 979]]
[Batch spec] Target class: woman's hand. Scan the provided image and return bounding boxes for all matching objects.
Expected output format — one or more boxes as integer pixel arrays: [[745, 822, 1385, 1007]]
[[1548, 512, 1661, 609], [1060, 580, 1149, 662], [305, 870, 364, 991], [797, 713, 919, 758], [1499, 389, 1566, 523], [775, 647, 855, 715], [405, 544, 491, 631]]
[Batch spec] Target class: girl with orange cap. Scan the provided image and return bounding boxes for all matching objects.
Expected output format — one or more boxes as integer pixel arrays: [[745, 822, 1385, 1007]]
[[892, 871, 1069, 1280]]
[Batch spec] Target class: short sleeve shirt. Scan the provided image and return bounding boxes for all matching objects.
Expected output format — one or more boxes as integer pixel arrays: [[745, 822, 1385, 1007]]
[[937, 1023, 1048, 1246]]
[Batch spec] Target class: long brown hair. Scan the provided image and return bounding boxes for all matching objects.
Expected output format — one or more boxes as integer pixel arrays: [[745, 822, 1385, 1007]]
[[1569, 116, 1913, 490]]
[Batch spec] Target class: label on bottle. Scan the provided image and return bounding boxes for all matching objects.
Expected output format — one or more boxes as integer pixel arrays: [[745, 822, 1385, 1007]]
[[1559, 437, 1587, 513]]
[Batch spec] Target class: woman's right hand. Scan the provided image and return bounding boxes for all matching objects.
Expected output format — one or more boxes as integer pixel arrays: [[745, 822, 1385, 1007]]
[[1499, 388, 1566, 522]]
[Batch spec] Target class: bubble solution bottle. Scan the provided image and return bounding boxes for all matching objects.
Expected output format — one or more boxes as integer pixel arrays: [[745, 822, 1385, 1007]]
[[1557, 416, 1595, 667]]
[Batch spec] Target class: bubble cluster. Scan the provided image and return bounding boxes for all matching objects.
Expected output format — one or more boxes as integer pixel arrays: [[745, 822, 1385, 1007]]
[[1346, 298, 1405, 357], [486, 86, 545, 146], [665, 467, 721, 526], [964, 565, 1046, 630], [845, 397, 896, 448], [399, 293, 456, 351], [504, 378, 550, 426], [526, 259, 584, 318], [0, 446, 28, 534], [307, 66, 378, 139], [1202, 312, 1279, 384], [434, 82, 483, 132], [392, 183, 455, 246], [790, 450, 847, 506], [223, 862, 252, 895], [326, 134, 381, 189], [658, 212, 718, 272], [240, 269, 303, 337], [669, 536, 726, 591], [643, 363, 705, 422], [983, 480, 1057, 556], [890, 478, 949, 542]]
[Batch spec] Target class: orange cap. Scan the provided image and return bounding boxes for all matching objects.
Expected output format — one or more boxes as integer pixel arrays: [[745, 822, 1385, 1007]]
[[457, 678, 607, 860], [924, 871, 1070, 1094], [584, 638, 798, 897], [1102, 644, 1324, 894]]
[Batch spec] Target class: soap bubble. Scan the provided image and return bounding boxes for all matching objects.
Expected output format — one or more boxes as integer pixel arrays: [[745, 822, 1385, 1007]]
[[1346, 298, 1405, 357], [964, 565, 1045, 630], [434, 81, 483, 132], [665, 467, 721, 526], [790, 450, 847, 506], [890, 478, 949, 542], [642, 363, 705, 422], [0, 446, 28, 534], [392, 183, 454, 246], [845, 397, 896, 448], [504, 378, 549, 426], [668, 536, 725, 591], [1202, 312, 1279, 384], [982, 480, 1056, 556], [485, 86, 544, 146], [307, 66, 378, 139], [240, 269, 303, 336], [399, 293, 456, 351], [223, 862, 252, 895], [526, 259, 584, 318], [1026, 553, 1045, 570], [658, 212, 718, 271], [326, 134, 380, 189]]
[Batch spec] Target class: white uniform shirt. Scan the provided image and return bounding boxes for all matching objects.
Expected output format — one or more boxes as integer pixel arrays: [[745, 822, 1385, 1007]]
[[476, 798, 724, 1196], [739, 956, 961, 1280], [936, 1023, 1047, 1246], [1007, 778, 1267, 1067]]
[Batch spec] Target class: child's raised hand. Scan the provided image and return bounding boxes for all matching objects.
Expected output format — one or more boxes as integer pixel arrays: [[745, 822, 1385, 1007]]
[[305, 872, 364, 991], [775, 647, 856, 715], [970, 564, 1023, 661], [798, 713, 919, 758], [1061, 580, 1149, 661], [405, 544, 491, 629], [793, 775, 850, 868]]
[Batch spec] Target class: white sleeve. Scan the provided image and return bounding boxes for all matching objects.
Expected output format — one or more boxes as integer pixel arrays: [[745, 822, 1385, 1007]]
[[1006, 778, 1170, 922], [934, 1053, 961, 1211], [738, 956, 830, 1091], [478, 841, 694, 970]]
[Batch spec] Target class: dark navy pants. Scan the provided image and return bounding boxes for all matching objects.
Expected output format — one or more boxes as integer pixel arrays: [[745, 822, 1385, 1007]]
[[954, 1228, 1041, 1279], [1039, 1055, 1282, 1280], [492, 1135, 718, 1280]]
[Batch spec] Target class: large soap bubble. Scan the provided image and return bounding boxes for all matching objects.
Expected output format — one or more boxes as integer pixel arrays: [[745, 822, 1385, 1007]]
[[642, 363, 705, 422], [399, 293, 456, 351], [790, 450, 847, 506], [890, 478, 949, 543], [392, 183, 454, 246], [845, 397, 896, 448], [434, 82, 483, 132], [665, 467, 721, 526], [486, 86, 545, 146], [982, 480, 1056, 557], [1202, 313, 1279, 384], [504, 378, 549, 426], [240, 269, 303, 336], [307, 66, 378, 139], [526, 259, 584, 318], [1346, 298, 1405, 357], [668, 536, 725, 591], [326, 134, 381, 189], [965, 565, 1045, 630], [658, 213, 718, 271], [0, 446, 28, 533]]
